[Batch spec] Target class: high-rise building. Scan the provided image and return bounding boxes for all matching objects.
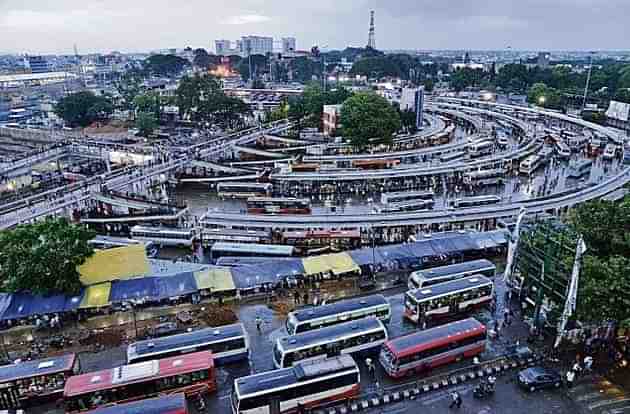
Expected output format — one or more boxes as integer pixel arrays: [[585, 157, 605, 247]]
[[240, 36, 273, 56], [282, 37, 297, 53], [401, 87, 425, 129], [215, 40, 231, 55], [24, 55, 50, 74]]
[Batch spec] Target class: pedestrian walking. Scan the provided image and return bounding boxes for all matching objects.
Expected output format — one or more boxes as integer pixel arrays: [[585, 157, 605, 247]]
[[293, 291, 300, 304], [365, 357, 375, 377], [566, 370, 575, 388], [303, 292, 309, 305], [584, 355, 594, 372], [449, 391, 462, 408], [255, 316, 262, 333]]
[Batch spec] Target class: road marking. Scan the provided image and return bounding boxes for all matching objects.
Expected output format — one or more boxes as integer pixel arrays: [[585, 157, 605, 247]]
[[589, 398, 630, 410], [578, 392, 610, 402]]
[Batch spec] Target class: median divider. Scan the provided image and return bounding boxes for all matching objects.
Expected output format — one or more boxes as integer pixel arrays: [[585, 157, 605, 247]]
[[311, 352, 542, 414]]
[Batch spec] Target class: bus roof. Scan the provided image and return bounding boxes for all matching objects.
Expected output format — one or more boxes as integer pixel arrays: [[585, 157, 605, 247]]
[[385, 318, 485, 359], [87, 393, 187, 414], [64, 351, 213, 397], [131, 225, 193, 234], [412, 259, 495, 281], [278, 317, 384, 352], [0, 353, 76, 383], [456, 195, 501, 203], [247, 197, 310, 203], [407, 275, 493, 302], [128, 323, 245, 360], [381, 190, 434, 199], [210, 242, 294, 256], [217, 182, 272, 189], [282, 230, 361, 240], [290, 294, 388, 323], [235, 355, 356, 397]]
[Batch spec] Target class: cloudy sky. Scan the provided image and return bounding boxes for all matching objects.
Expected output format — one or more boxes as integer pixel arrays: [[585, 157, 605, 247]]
[[1, 0, 628, 54]]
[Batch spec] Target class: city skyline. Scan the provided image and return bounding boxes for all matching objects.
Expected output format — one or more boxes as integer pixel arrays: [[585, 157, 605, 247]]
[[1, 0, 629, 55]]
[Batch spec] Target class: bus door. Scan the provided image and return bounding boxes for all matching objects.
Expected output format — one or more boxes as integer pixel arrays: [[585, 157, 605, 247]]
[[326, 342, 341, 358], [0, 385, 20, 409], [449, 296, 459, 315]]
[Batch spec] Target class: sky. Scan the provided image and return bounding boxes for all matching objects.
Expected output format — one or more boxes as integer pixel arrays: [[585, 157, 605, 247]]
[[1, 0, 629, 55]]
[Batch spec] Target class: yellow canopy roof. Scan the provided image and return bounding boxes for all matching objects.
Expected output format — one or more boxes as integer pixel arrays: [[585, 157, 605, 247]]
[[194, 267, 235, 292], [78, 245, 150, 285], [80, 283, 111, 309], [302, 253, 360, 276]]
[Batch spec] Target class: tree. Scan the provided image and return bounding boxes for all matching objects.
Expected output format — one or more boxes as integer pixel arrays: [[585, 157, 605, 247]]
[[193, 48, 215, 69], [340, 92, 401, 149], [144, 54, 189, 76], [399, 108, 418, 134], [114, 69, 144, 111], [424, 79, 435, 93], [176, 74, 221, 121], [55, 91, 113, 127], [527, 82, 563, 110], [0, 218, 95, 295], [237, 54, 268, 81], [287, 95, 307, 131], [568, 197, 630, 324], [136, 112, 158, 137], [133, 92, 160, 116]]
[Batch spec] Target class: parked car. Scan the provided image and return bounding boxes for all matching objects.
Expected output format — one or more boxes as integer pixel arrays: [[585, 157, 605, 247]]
[[517, 367, 562, 392]]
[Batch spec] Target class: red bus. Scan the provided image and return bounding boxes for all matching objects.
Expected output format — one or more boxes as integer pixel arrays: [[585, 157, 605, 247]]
[[352, 159, 400, 170], [87, 393, 187, 414], [63, 351, 216, 413], [246, 197, 311, 214], [379, 318, 487, 378], [281, 229, 361, 253]]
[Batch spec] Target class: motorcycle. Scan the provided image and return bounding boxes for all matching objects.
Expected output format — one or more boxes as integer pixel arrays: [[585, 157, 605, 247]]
[[473, 380, 495, 399]]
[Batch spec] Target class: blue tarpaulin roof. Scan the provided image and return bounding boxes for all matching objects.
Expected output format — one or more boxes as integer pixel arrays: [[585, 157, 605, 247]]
[[231, 259, 304, 289], [348, 247, 385, 266], [109, 277, 159, 303], [0, 293, 77, 320], [155, 272, 198, 299]]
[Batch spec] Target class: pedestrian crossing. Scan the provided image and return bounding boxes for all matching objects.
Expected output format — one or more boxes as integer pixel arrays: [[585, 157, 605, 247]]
[[568, 376, 630, 414]]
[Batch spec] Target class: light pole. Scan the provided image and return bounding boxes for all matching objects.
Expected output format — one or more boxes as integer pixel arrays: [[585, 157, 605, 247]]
[[582, 52, 595, 111]]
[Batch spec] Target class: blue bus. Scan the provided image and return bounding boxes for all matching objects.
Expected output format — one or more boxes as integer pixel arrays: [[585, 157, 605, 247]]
[[127, 323, 249, 365]]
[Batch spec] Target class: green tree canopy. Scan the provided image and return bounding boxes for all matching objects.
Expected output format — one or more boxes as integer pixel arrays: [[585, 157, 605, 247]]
[[135, 112, 158, 137], [144, 54, 189, 76], [193, 48, 221, 69], [527, 82, 564, 110], [568, 196, 630, 324], [0, 218, 95, 295], [55, 91, 114, 128], [340, 92, 401, 149]]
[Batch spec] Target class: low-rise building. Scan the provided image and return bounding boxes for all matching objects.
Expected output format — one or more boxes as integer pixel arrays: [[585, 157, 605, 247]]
[[323, 104, 342, 136], [605, 100, 630, 134]]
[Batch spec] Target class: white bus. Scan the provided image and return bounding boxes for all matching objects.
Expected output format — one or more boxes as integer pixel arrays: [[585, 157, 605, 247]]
[[217, 182, 273, 198], [408, 259, 496, 290], [380, 190, 434, 205], [467, 140, 494, 157], [603, 143, 617, 160], [463, 169, 505, 186], [130, 225, 196, 247], [519, 155, 543, 175], [450, 195, 501, 208], [286, 294, 390, 335], [273, 317, 387, 368], [555, 141, 571, 158], [232, 356, 360, 414]]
